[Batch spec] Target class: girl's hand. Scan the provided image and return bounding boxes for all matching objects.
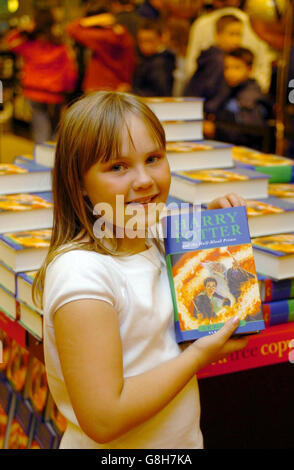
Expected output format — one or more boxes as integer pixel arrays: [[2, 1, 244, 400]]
[[207, 193, 246, 210], [191, 316, 249, 371]]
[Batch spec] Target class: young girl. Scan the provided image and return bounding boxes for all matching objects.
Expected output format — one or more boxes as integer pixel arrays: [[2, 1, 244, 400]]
[[33, 91, 248, 449]]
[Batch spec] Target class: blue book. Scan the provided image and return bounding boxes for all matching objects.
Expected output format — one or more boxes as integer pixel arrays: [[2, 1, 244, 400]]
[[161, 205, 265, 343], [262, 298, 294, 327], [0, 192, 53, 234], [246, 196, 294, 237], [0, 161, 52, 195], [252, 233, 294, 280], [0, 228, 51, 272], [170, 167, 270, 204], [258, 273, 294, 302]]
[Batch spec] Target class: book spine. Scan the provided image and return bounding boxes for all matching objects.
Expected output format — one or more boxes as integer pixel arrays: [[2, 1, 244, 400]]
[[262, 299, 294, 327], [260, 278, 294, 302]]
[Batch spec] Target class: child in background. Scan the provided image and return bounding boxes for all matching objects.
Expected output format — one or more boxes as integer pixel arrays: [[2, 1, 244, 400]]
[[5, 8, 78, 143], [132, 19, 175, 96], [66, 2, 135, 93], [33, 90, 248, 449], [162, 17, 190, 96], [184, 14, 243, 110], [203, 47, 271, 149]]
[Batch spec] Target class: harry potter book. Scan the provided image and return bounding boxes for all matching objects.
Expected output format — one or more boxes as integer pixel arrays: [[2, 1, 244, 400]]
[[161, 205, 265, 342], [233, 147, 294, 183], [0, 229, 51, 272], [258, 273, 294, 302], [0, 161, 52, 195], [144, 97, 204, 122], [268, 183, 294, 203], [0, 192, 53, 234], [252, 233, 294, 280], [245, 196, 294, 237], [166, 140, 233, 171], [170, 168, 269, 204]]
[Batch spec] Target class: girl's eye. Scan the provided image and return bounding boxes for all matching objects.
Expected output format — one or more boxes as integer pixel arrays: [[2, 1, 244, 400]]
[[146, 154, 162, 164], [109, 163, 126, 172]]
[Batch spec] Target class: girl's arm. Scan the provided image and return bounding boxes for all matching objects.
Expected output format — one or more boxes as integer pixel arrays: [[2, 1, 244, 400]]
[[54, 298, 248, 444]]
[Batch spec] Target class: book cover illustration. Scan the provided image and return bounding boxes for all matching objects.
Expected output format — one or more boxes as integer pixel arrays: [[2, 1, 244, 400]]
[[233, 147, 294, 167], [245, 197, 294, 217], [0, 193, 53, 212], [0, 401, 8, 449], [268, 183, 294, 199], [0, 330, 12, 373], [26, 357, 48, 415], [252, 233, 294, 256], [167, 141, 214, 153], [162, 206, 264, 342], [173, 168, 262, 183], [2, 229, 52, 250], [0, 164, 27, 176], [7, 419, 29, 449], [6, 340, 30, 393]]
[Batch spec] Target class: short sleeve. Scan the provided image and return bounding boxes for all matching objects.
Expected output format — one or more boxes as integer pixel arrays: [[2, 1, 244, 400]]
[[43, 249, 124, 324]]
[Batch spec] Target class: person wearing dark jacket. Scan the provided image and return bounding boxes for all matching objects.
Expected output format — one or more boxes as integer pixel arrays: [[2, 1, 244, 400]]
[[184, 14, 243, 107], [204, 47, 271, 149], [132, 19, 175, 97]]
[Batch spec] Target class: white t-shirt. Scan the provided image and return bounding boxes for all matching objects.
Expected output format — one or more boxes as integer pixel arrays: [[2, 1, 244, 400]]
[[43, 241, 203, 449]]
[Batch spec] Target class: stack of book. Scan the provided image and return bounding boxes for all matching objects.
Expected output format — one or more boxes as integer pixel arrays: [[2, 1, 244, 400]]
[[144, 97, 294, 335], [0, 157, 53, 341], [0, 146, 69, 449]]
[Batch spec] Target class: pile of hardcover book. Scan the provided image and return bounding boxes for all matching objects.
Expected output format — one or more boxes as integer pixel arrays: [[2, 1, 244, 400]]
[[144, 97, 294, 336], [0, 145, 68, 448]]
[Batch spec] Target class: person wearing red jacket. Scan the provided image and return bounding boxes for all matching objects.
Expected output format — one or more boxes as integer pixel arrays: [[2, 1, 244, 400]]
[[6, 8, 78, 143], [66, 5, 136, 94]]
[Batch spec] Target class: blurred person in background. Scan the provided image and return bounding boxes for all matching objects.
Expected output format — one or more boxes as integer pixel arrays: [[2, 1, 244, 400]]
[[111, 0, 142, 40], [185, 0, 274, 93], [5, 8, 78, 143], [184, 14, 243, 107], [132, 19, 175, 96], [66, 1, 135, 94], [203, 47, 271, 150], [136, 0, 164, 20]]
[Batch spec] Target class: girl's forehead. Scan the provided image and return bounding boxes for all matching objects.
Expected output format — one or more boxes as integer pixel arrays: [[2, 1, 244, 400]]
[[118, 115, 163, 157]]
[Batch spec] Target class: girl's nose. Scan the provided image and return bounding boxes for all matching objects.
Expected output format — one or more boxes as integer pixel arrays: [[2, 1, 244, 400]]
[[132, 166, 154, 191]]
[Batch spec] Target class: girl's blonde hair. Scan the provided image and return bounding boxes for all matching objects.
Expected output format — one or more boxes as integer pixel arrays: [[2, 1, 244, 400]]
[[32, 91, 166, 310]]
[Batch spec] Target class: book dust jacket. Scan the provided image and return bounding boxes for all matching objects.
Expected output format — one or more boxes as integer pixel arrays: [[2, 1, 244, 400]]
[[162, 205, 265, 342]]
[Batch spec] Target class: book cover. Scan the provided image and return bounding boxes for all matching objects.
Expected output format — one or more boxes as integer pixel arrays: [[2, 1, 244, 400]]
[[7, 394, 35, 449], [0, 161, 52, 195], [170, 167, 269, 203], [25, 356, 48, 416], [262, 298, 294, 327], [166, 140, 233, 171], [0, 192, 52, 213], [233, 147, 294, 183], [258, 273, 294, 302], [252, 233, 294, 280], [0, 401, 8, 449], [245, 197, 294, 237], [268, 183, 294, 201], [162, 205, 264, 342], [6, 340, 30, 393], [32, 413, 59, 449], [0, 377, 16, 450], [252, 233, 294, 256], [0, 229, 52, 251]]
